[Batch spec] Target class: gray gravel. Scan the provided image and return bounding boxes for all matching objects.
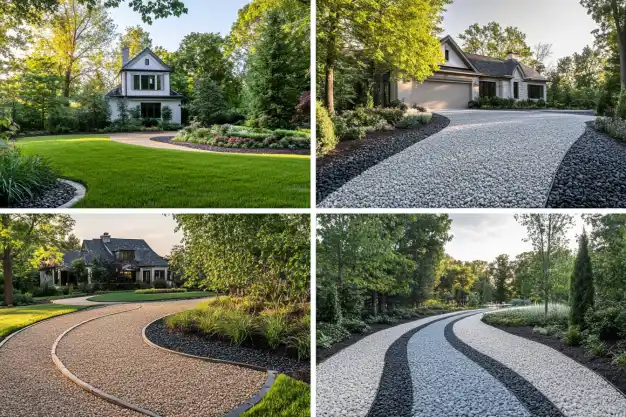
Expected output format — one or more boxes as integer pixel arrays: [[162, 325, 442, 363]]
[[455, 313, 626, 417], [319, 110, 594, 208], [56, 300, 266, 417], [0, 304, 143, 417], [408, 314, 530, 417], [9, 180, 76, 208], [316, 311, 467, 417]]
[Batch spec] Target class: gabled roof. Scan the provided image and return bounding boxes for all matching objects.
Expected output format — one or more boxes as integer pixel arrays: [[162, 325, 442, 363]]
[[80, 238, 169, 267], [122, 47, 172, 72], [439, 35, 480, 74]]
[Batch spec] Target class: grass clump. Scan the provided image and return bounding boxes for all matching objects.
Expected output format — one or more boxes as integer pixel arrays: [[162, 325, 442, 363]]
[[612, 352, 626, 371], [563, 325, 582, 346], [242, 374, 309, 417], [0, 148, 57, 207]]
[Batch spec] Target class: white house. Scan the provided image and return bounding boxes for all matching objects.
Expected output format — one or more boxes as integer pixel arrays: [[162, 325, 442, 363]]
[[106, 47, 184, 124], [392, 36, 548, 110], [39, 233, 170, 287]]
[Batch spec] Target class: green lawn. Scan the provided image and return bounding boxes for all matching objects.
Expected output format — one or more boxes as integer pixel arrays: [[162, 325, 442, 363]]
[[87, 291, 212, 302], [242, 374, 310, 417], [0, 304, 86, 338], [18, 135, 310, 208]]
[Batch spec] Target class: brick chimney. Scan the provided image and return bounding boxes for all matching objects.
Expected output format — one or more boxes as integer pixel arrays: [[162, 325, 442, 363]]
[[101, 232, 111, 243], [122, 47, 130, 66], [507, 51, 520, 61]]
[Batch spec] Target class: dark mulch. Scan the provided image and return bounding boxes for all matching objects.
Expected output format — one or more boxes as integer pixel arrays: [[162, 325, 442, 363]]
[[150, 136, 310, 155], [491, 324, 626, 397], [316, 114, 450, 203], [145, 319, 310, 383], [316, 309, 451, 364], [5, 180, 75, 208], [547, 121, 626, 208]]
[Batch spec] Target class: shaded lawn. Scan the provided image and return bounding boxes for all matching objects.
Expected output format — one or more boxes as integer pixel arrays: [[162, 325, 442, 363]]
[[243, 374, 310, 417], [87, 291, 212, 302], [18, 136, 310, 208], [0, 304, 86, 338]]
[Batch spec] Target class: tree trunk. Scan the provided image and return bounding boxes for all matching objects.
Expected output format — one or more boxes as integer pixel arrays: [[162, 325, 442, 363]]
[[611, 0, 626, 87], [324, 14, 338, 115], [63, 69, 72, 98], [371, 291, 378, 316]]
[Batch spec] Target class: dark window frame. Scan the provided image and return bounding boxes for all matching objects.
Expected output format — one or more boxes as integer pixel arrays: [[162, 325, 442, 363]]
[[154, 270, 166, 281], [514, 82, 519, 99], [445, 49, 449, 62], [134, 74, 162, 91], [479, 81, 497, 98], [143, 270, 151, 283], [528, 84, 544, 99], [145, 58, 150, 65], [141, 103, 161, 118]]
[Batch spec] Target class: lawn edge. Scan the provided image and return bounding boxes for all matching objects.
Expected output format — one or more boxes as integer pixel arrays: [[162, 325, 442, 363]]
[[85, 292, 213, 303], [50, 305, 161, 416], [142, 313, 278, 416]]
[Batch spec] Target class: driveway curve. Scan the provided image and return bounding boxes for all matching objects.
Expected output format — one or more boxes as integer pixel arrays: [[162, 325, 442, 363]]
[[317, 310, 626, 417], [319, 110, 595, 208], [0, 300, 266, 417], [109, 132, 204, 152]]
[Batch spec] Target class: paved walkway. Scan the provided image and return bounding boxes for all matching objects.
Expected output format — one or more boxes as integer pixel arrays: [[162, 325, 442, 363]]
[[320, 110, 595, 208], [0, 300, 264, 417], [51, 295, 121, 306], [109, 132, 205, 152]]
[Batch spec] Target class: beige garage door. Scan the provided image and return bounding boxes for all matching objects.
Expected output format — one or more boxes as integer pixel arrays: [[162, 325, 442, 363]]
[[411, 81, 471, 110]]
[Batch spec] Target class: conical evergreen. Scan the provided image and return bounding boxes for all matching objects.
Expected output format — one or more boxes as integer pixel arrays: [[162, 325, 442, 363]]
[[570, 231, 594, 327]]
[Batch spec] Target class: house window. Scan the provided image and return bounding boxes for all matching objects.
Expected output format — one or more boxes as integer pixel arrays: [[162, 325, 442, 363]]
[[145, 59, 149, 65], [141, 103, 161, 118], [514, 82, 519, 99], [445, 49, 449, 62], [154, 270, 166, 281], [117, 250, 134, 261], [479, 81, 497, 98], [120, 271, 133, 280], [143, 270, 151, 283], [529, 84, 544, 99], [133, 75, 162, 91]]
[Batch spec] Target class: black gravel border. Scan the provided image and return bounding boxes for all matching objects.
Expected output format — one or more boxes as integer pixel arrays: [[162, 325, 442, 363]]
[[145, 319, 310, 382], [150, 136, 310, 155], [316, 114, 451, 203], [445, 315, 565, 417], [223, 371, 277, 417], [365, 311, 473, 417], [6, 180, 75, 208], [547, 121, 626, 208]]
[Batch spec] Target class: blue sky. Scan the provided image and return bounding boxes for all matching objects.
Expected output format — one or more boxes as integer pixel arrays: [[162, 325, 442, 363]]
[[109, 0, 250, 51], [442, 0, 598, 67]]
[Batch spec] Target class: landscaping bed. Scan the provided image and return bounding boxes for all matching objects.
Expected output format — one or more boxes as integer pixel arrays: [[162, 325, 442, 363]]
[[547, 121, 626, 208], [490, 324, 626, 396], [146, 318, 310, 382], [151, 136, 309, 155], [9, 179, 76, 208], [316, 113, 450, 202], [87, 291, 212, 302]]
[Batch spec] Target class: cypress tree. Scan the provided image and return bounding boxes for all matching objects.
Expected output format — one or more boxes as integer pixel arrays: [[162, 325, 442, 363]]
[[570, 231, 594, 327]]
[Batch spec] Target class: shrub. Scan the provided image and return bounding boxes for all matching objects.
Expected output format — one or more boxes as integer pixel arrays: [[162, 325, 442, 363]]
[[263, 312, 288, 349], [317, 331, 334, 349], [0, 148, 58, 207], [13, 292, 33, 306], [342, 317, 370, 334], [317, 322, 350, 346], [613, 352, 626, 371], [468, 100, 480, 109], [563, 325, 581, 346], [165, 310, 197, 331], [162, 106, 173, 122], [342, 126, 367, 141], [288, 331, 310, 360], [510, 299, 531, 306], [585, 302, 626, 341], [219, 308, 254, 345], [536, 99, 547, 108], [318, 282, 342, 324], [135, 288, 186, 294], [316, 101, 337, 155], [422, 299, 446, 310], [396, 113, 432, 129], [617, 86, 626, 120], [153, 279, 168, 289], [594, 117, 626, 142], [370, 107, 404, 125], [583, 334, 607, 357]]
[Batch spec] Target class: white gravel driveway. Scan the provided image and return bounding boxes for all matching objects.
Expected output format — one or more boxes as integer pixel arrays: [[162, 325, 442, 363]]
[[319, 110, 594, 208]]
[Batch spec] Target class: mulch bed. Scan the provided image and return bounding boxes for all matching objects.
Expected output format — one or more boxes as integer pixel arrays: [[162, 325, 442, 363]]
[[145, 319, 310, 383], [316, 310, 450, 364], [547, 121, 626, 208], [316, 114, 451, 203], [150, 136, 310, 155], [5, 180, 75, 208], [491, 324, 626, 396]]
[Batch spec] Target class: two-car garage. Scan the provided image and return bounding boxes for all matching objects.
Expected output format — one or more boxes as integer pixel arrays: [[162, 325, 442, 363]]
[[397, 79, 473, 110]]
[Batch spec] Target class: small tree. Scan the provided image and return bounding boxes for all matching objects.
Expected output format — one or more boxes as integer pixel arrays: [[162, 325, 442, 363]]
[[188, 77, 228, 126], [128, 105, 141, 120], [617, 86, 626, 120], [70, 258, 88, 283], [161, 105, 172, 122], [570, 231, 594, 328], [116, 100, 129, 125]]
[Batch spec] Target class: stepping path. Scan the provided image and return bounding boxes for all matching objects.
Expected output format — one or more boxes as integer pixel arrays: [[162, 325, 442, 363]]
[[317, 310, 626, 417], [0, 299, 266, 417], [319, 110, 595, 208]]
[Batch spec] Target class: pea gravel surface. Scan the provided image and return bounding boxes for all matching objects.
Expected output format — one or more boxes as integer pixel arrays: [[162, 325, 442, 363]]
[[316, 310, 472, 417], [319, 110, 594, 208], [454, 313, 626, 417], [0, 304, 143, 417], [407, 314, 530, 417], [55, 300, 267, 417]]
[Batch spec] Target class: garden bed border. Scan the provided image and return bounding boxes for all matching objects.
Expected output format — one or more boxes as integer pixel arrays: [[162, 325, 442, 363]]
[[58, 179, 87, 208], [150, 136, 310, 156]]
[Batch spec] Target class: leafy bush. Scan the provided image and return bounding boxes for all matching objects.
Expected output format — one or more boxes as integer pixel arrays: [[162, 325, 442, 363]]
[[563, 325, 581, 346], [583, 333, 607, 357], [510, 299, 531, 306], [585, 302, 626, 341], [612, 352, 626, 371], [317, 322, 351, 346], [316, 101, 337, 155], [153, 279, 168, 289], [317, 282, 342, 324], [342, 317, 370, 334], [594, 117, 626, 142], [33, 282, 57, 297], [342, 126, 367, 140], [468, 100, 479, 109], [135, 288, 186, 294], [370, 107, 404, 125], [396, 113, 432, 129], [188, 77, 231, 127], [0, 148, 58, 207], [162, 106, 173, 123], [12, 292, 34, 306], [422, 299, 446, 310], [618, 86, 626, 120]]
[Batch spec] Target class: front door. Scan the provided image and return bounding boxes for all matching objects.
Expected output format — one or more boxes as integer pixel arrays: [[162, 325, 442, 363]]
[[143, 270, 151, 284]]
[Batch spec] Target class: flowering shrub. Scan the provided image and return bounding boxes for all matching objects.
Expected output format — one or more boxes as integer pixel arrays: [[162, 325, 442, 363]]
[[595, 116, 626, 142], [173, 124, 310, 150]]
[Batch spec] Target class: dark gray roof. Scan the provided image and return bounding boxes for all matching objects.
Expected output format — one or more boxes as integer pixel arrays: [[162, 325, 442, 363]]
[[122, 47, 172, 71], [80, 238, 168, 267], [465, 53, 546, 81], [105, 86, 184, 99], [60, 251, 83, 267]]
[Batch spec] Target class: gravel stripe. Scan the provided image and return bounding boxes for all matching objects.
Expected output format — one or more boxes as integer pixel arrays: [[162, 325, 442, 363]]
[[320, 110, 594, 208], [0, 304, 143, 417], [55, 300, 266, 417], [445, 315, 562, 417], [316, 310, 474, 417], [454, 313, 626, 417]]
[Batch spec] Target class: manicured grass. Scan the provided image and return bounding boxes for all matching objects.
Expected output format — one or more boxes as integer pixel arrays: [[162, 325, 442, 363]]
[[87, 291, 212, 302], [18, 135, 310, 208], [33, 293, 88, 301], [242, 374, 310, 417], [0, 304, 86, 338]]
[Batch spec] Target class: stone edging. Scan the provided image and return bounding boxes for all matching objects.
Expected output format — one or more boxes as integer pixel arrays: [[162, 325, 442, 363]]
[[50, 305, 161, 417], [142, 314, 278, 416], [58, 179, 87, 208]]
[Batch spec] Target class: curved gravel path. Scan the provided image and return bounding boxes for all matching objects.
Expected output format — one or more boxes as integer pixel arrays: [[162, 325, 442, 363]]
[[455, 313, 626, 417], [319, 110, 594, 208], [0, 304, 142, 417], [55, 299, 266, 417]]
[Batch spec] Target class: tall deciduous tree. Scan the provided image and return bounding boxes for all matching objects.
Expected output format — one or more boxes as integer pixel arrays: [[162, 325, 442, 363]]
[[570, 230, 594, 327], [491, 254, 513, 303], [458, 22, 534, 65], [516, 214, 574, 317], [1, 214, 74, 306], [120, 25, 152, 57]]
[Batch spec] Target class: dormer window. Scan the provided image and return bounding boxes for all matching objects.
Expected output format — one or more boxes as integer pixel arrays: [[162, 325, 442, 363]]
[[445, 49, 449, 62], [117, 250, 135, 261], [145, 59, 149, 65], [133, 74, 163, 91]]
